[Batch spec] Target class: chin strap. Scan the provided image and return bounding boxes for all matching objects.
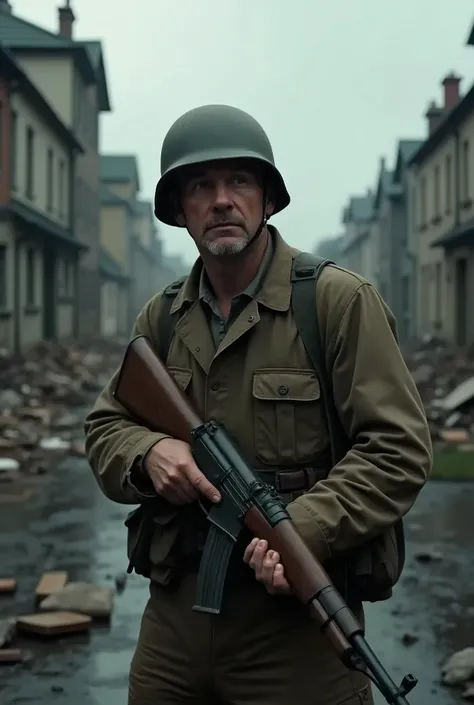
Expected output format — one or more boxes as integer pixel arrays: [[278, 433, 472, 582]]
[[243, 186, 269, 250]]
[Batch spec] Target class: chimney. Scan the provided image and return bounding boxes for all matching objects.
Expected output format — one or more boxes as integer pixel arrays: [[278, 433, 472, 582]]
[[58, 1, 75, 38], [0, 1, 13, 12], [442, 72, 461, 110], [425, 101, 444, 136]]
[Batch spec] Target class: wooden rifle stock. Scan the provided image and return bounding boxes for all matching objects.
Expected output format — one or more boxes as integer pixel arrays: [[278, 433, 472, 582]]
[[113, 334, 202, 442]]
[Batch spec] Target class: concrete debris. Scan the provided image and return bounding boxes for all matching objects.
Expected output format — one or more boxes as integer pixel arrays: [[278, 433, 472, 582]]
[[16, 611, 92, 637], [35, 571, 69, 601], [441, 647, 474, 698], [39, 581, 114, 618], [0, 575, 114, 663], [0, 618, 16, 648], [404, 339, 474, 444], [0, 579, 17, 594], [0, 338, 125, 479]]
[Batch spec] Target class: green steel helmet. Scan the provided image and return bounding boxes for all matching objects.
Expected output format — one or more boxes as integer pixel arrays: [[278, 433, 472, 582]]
[[153, 104, 291, 226]]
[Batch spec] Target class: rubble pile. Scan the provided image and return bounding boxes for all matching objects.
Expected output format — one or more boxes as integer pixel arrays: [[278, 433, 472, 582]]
[[404, 338, 474, 445], [0, 338, 126, 478]]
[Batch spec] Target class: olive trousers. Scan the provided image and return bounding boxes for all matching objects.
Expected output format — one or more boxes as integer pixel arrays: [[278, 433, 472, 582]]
[[128, 569, 373, 705]]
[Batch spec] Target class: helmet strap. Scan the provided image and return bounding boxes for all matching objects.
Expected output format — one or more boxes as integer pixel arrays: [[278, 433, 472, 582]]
[[244, 186, 268, 250]]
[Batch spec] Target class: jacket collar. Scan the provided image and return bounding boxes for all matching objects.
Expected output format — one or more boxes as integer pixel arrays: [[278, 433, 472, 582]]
[[170, 225, 298, 315]]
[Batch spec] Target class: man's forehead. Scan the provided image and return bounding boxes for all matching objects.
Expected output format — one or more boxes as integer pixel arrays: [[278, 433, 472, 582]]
[[180, 158, 262, 181]]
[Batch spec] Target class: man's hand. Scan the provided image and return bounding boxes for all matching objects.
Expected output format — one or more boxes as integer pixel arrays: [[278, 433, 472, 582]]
[[243, 538, 292, 595], [143, 438, 221, 506]]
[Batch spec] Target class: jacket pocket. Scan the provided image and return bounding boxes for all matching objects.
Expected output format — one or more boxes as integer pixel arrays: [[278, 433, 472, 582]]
[[252, 368, 328, 465], [167, 366, 193, 392]]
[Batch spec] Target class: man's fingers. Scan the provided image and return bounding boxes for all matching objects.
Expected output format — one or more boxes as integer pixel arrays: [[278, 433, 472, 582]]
[[185, 462, 221, 503], [243, 538, 259, 563]]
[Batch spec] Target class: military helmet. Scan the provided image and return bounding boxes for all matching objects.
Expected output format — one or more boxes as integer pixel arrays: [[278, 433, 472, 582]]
[[153, 104, 291, 226]]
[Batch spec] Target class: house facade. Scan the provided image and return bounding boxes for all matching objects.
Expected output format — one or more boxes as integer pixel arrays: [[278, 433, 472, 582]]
[[372, 142, 422, 343], [0, 0, 112, 339], [338, 191, 376, 283], [408, 74, 474, 346], [0, 42, 86, 352]]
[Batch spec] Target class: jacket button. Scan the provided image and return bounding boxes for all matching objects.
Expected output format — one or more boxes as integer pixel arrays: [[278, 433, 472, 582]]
[[211, 382, 220, 391], [278, 385, 289, 396]]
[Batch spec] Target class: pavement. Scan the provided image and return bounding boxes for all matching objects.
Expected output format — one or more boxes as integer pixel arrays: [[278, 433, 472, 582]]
[[0, 456, 472, 705]]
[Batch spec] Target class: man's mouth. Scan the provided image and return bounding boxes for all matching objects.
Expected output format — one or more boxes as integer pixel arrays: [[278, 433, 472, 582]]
[[208, 223, 240, 231]]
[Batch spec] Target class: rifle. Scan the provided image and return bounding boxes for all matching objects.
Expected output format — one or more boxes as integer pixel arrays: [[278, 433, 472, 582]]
[[113, 334, 418, 705]]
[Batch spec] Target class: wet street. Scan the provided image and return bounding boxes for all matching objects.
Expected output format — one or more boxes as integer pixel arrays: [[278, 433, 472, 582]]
[[0, 454, 473, 705]]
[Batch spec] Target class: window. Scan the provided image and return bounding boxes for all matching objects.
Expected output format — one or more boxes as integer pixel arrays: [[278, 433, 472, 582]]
[[401, 275, 410, 316], [411, 186, 417, 231], [0, 245, 6, 308], [420, 177, 427, 225], [433, 164, 440, 218], [462, 140, 470, 202], [435, 261, 442, 324], [445, 154, 452, 213], [10, 111, 17, 190], [46, 148, 54, 212], [58, 159, 65, 217], [58, 259, 71, 297], [25, 126, 34, 199], [26, 247, 35, 306]]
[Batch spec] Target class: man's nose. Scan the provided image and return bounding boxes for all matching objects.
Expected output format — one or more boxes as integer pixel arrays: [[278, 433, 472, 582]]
[[212, 181, 233, 209]]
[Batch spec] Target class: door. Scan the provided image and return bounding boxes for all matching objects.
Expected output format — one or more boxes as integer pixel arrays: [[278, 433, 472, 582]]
[[455, 257, 467, 346], [43, 247, 56, 339]]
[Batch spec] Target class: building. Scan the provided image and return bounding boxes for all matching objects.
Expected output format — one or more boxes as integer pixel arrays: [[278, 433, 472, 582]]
[[134, 199, 163, 305], [0, 0, 112, 338], [373, 141, 422, 343], [314, 235, 343, 263], [0, 42, 86, 352], [408, 73, 474, 346], [338, 190, 376, 283], [467, 16, 474, 45], [99, 154, 169, 335]]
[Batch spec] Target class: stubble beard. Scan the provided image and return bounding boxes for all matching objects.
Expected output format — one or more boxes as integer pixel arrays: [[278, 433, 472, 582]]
[[202, 230, 251, 256]]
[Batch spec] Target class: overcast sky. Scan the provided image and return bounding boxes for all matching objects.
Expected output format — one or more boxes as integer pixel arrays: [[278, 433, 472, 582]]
[[12, 0, 474, 266]]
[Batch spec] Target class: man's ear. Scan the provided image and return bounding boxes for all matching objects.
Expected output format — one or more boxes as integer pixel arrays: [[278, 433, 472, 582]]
[[265, 197, 275, 218], [170, 192, 186, 226]]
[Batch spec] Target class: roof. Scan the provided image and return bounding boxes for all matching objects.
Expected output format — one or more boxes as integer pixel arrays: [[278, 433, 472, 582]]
[[0, 5, 111, 111], [409, 81, 474, 167], [0, 43, 83, 152], [393, 139, 423, 183], [342, 193, 373, 224], [100, 155, 141, 191], [80, 40, 111, 112], [99, 247, 128, 282], [467, 17, 474, 45]]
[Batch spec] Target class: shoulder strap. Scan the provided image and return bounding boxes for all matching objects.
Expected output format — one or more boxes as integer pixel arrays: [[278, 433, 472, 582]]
[[158, 276, 186, 362], [290, 252, 349, 465]]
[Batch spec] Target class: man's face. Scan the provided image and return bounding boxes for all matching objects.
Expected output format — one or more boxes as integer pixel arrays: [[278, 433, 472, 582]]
[[175, 159, 274, 256]]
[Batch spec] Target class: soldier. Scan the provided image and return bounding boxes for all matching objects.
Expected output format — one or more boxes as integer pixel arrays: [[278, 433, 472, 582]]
[[84, 104, 432, 705]]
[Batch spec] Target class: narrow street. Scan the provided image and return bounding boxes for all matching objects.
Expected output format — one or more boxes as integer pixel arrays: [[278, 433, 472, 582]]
[[0, 451, 472, 705]]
